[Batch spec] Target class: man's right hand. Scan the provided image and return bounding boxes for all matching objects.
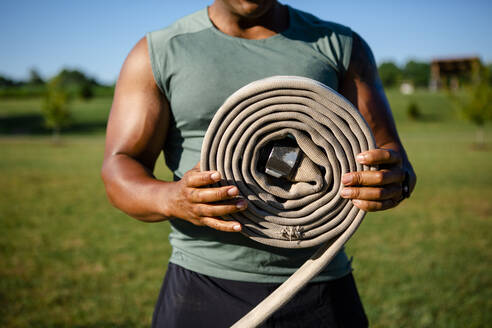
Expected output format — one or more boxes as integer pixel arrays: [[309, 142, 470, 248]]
[[166, 164, 247, 232]]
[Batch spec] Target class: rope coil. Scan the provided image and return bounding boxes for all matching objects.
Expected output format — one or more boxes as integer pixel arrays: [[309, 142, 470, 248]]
[[201, 76, 376, 327]]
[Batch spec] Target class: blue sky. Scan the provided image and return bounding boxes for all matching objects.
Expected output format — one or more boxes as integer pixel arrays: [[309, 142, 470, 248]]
[[1, 0, 491, 84]]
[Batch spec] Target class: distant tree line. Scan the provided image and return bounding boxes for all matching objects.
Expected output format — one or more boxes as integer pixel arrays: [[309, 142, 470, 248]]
[[378, 60, 492, 89], [0, 68, 114, 99], [0, 68, 115, 142], [380, 59, 491, 147], [377, 60, 431, 88]]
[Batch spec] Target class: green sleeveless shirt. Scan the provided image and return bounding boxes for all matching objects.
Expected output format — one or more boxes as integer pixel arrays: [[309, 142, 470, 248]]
[[147, 6, 354, 282]]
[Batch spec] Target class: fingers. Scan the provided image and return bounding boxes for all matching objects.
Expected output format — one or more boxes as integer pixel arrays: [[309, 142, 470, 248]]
[[340, 149, 406, 212], [183, 197, 246, 232], [200, 217, 243, 232], [187, 185, 239, 203], [187, 216, 242, 232], [342, 168, 404, 186], [351, 199, 399, 212], [341, 183, 402, 201], [194, 199, 247, 217], [178, 165, 247, 232], [356, 149, 402, 165], [184, 170, 222, 187]]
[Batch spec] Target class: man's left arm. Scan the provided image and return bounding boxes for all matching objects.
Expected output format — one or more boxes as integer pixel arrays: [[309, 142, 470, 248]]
[[338, 32, 417, 211]]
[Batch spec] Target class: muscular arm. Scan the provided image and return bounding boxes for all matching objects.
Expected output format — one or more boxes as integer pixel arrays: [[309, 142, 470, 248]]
[[101, 37, 246, 229], [101, 37, 170, 221], [339, 32, 417, 211]]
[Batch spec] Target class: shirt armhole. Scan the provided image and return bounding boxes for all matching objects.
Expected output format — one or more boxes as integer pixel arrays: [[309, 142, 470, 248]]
[[146, 32, 168, 97], [341, 28, 354, 75]]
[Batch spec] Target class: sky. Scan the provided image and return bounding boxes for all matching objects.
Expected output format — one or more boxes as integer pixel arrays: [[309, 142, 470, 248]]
[[1, 0, 491, 84]]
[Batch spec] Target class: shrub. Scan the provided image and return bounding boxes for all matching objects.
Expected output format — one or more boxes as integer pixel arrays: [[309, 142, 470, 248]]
[[42, 76, 71, 142], [407, 101, 422, 121]]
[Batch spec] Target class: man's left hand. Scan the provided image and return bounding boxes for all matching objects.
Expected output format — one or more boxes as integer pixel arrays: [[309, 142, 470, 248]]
[[340, 148, 410, 212]]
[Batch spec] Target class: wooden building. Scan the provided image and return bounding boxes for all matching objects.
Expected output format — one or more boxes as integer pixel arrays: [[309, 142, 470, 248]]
[[430, 57, 481, 90]]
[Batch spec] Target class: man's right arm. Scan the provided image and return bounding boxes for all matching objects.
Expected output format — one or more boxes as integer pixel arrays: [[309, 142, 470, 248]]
[[101, 37, 246, 231]]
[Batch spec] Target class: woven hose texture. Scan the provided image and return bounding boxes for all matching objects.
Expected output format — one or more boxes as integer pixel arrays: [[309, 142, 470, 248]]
[[200, 76, 376, 327]]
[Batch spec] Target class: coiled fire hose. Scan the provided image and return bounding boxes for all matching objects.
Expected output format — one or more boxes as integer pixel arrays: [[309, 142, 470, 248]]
[[201, 76, 376, 327]]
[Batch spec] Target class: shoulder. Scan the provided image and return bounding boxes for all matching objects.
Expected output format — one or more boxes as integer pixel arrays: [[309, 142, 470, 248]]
[[145, 8, 212, 95], [287, 6, 352, 39], [115, 36, 159, 97], [345, 31, 378, 83], [147, 8, 211, 46], [287, 6, 353, 74]]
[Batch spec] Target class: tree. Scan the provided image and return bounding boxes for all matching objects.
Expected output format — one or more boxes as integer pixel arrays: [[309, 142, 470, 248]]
[[57, 68, 98, 100], [42, 75, 71, 142], [378, 61, 401, 88], [28, 68, 44, 85], [57, 69, 98, 86], [402, 60, 430, 88], [0, 74, 22, 88], [454, 67, 492, 148]]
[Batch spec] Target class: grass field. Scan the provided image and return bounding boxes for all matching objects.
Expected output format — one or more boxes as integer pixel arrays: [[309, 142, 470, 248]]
[[0, 90, 491, 327]]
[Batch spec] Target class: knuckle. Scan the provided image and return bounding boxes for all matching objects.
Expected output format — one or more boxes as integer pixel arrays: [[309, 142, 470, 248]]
[[193, 204, 204, 217], [183, 174, 192, 186], [352, 188, 360, 198], [217, 189, 226, 199], [205, 219, 218, 229], [196, 191, 205, 203], [353, 172, 362, 185], [199, 207, 210, 217], [203, 206, 216, 217], [187, 188, 197, 201]]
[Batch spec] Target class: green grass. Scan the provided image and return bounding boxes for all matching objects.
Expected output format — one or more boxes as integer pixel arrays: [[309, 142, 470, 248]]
[[0, 137, 173, 327], [0, 91, 491, 327]]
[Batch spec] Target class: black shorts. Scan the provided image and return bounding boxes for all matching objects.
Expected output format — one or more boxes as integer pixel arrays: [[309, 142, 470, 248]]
[[152, 263, 368, 328]]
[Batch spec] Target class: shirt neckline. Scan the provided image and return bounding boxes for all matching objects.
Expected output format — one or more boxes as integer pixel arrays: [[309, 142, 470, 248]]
[[203, 5, 294, 43]]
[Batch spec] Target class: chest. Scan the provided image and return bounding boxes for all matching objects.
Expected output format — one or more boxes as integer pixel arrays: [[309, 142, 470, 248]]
[[166, 32, 340, 130]]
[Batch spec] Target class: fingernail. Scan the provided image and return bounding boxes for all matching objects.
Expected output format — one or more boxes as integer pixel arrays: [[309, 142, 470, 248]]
[[342, 174, 352, 185], [233, 224, 241, 231], [352, 199, 361, 205], [356, 153, 367, 163], [341, 188, 352, 198], [228, 187, 238, 196], [211, 172, 220, 181], [236, 200, 247, 209]]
